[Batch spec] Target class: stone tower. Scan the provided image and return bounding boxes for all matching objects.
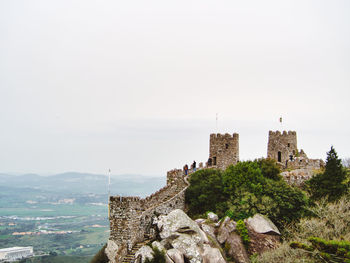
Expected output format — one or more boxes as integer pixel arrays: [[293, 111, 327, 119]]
[[267, 131, 297, 164], [209, 133, 239, 170]]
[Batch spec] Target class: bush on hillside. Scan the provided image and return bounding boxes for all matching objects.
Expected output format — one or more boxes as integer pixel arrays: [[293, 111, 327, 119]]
[[185, 159, 308, 228], [222, 161, 308, 227], [185, 169, 227, 217], [306, 146, 348, 202], [256, 158, 282, 181]]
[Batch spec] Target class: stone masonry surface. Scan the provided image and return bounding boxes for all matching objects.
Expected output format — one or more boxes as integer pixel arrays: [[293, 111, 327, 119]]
[[209, 133, 239, 170]]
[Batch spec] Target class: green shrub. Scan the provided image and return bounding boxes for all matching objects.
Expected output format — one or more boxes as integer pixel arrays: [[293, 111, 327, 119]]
[[236, 219, 250, 247], [145, 247, 166, 263], [185, 159, 308, 228], [185, 169, 227, 217], [89, 244, 108, 263], [222, 161, 308, 227]]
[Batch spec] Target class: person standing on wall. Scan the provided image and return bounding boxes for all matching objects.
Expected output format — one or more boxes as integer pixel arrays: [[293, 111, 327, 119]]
[[184, 164, 188, 176], [192, 161, 196, 172]]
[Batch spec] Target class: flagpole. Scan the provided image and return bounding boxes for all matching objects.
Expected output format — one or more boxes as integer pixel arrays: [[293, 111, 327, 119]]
[[108, 169, 111, 219]]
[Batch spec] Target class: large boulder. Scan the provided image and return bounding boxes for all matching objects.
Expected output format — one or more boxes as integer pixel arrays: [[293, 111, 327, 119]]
[[167, 248, 184, 263], [225, 232, 250, 263], [171, 233, 203, 263], [245, 214, 281, 255], [201, 244, 226, 263], [206, 212, 219, 223], [200, 223, 217, 242], [157, 210, 210, 263], [246, 214, 280, 235], [157, 209, 209, 244], [217, 217, 236, 244], [135, 245, 153, 263]]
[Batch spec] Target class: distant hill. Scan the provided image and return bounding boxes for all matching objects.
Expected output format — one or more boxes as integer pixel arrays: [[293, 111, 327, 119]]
[[0, 172, 165, 197]]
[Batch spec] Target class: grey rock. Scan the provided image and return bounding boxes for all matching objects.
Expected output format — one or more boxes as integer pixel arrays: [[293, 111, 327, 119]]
[[217, 216, 236, 244], [207, 212, 219, 223], [158, 209, 208, 244], [200, 223, 217, 242], [225, 232, 250, 263], [167, 248, 184, 263], [246, 214, 280, 235], [201, 244, 226, 263], [171, 233, 202, 263], [195, 218, 206, 226], [135, 245, 153, 263]]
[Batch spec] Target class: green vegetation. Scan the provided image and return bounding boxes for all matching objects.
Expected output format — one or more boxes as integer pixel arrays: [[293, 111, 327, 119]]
[[306, 146, 348, 202], [185, 169, 227, 218], [252, 194, 350, 263], [185, 159, 308, 228], [236, 220, 250, 247], [144, 247, 166, 263], [290, 237, 350, 263]]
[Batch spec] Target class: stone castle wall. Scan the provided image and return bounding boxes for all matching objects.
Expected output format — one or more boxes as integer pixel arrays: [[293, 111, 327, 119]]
[[286, 157, 324, 170], [109, 169, 188, 262], [209, 133, 239, 170], [267, 131, 298, 165]]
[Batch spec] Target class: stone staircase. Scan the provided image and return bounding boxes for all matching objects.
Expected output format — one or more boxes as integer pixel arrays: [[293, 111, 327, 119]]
[[121, 240, 150, 263], [120, 179, 189, 263], [121, 237, 151, 263]]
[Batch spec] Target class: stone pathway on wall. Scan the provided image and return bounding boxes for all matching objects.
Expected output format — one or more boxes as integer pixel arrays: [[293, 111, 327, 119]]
[[121, 237, 151, 263]]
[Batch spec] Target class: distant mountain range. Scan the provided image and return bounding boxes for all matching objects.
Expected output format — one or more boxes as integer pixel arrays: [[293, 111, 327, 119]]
[[0, 172, 166, 197]]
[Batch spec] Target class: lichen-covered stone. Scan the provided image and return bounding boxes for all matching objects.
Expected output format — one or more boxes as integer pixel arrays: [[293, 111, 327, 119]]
[[207, 212, 219, 223], [135, 245, 153, 263], [217, 217, 236, 244], [167, 248, 184, 263], [201, 244, 226, 263], [246, 214, 280, 235]]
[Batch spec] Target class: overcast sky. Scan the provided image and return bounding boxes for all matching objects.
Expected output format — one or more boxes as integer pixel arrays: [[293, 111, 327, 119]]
[[0, 0, 349, 176]]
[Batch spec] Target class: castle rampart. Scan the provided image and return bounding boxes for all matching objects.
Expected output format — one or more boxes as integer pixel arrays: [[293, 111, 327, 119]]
[[108, 169, 189, 262]]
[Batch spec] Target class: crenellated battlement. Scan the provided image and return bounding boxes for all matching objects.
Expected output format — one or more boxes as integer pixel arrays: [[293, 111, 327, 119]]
[[210, 133, 239, 140], [268, 130, 297, 136]]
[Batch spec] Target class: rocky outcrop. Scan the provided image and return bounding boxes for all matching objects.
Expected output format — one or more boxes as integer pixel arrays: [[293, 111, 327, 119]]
[[114, 210, 280, 263], [134, 246, 153, 263]]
